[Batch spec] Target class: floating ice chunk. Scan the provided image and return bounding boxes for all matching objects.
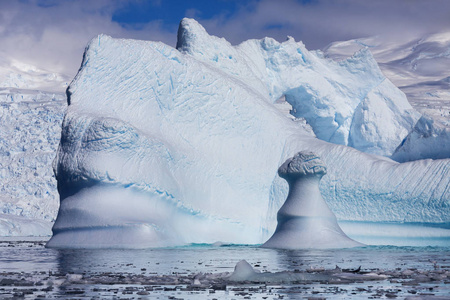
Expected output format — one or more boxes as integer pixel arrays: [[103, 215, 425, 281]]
[[65, 274, 83, 282], [228, 260, 260, 281], [226, 260, 388, 283], [262, 152, 363, 249]]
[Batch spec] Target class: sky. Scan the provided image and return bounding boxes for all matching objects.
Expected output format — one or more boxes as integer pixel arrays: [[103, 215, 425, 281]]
[[1, 0, 449, 78]]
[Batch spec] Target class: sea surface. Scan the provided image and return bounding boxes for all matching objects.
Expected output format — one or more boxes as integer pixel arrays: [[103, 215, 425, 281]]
[[0, 238, 449, 299]]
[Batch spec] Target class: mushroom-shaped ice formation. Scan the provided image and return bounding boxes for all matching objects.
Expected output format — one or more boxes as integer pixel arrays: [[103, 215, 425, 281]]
[[262, 151, 363, 249]]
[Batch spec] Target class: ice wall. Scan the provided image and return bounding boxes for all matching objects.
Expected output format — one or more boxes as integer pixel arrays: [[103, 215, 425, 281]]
[[48, 19, 449, 248]]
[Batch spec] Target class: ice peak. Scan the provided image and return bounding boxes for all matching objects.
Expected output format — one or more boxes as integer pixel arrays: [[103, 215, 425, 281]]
[[176, 18, 231, 54]]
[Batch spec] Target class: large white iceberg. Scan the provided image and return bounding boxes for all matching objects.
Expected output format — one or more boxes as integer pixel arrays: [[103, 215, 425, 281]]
[[47, 19, 449, 248]]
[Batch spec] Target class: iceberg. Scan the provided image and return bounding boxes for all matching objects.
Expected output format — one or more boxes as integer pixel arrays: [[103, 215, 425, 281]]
[[47, 19, 450, 248], [0, 50, 68, 236], [262, 152, 363, 249], [392, 115, 450, 162]]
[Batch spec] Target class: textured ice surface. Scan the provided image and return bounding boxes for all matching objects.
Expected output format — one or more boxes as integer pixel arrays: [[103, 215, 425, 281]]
[[0, 52, 69, 236], [47, 19, 450, 248], [392, 115, 450, 162], [0, 88, 65, 236], [177, 19, 420, 156], [262, 152, 362, 249]]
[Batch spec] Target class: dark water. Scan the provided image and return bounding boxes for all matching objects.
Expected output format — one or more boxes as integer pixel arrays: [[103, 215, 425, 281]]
[[0, 238, 449, 299]]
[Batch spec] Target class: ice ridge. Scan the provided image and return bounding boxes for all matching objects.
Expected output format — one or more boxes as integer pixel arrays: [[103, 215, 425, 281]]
[[175, 18, 420, 156]]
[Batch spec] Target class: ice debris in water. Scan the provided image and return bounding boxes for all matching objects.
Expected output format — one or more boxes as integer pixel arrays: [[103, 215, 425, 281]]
[[228, 260, 260, 281], [227, 260, 389, 283]]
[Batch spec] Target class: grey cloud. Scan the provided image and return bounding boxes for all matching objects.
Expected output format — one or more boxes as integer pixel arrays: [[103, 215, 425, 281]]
[[198, 0, 450, 49], [1, 0, 448, 78]]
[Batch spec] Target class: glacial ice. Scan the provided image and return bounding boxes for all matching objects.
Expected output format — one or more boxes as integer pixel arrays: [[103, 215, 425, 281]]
[[0, 89, 64, 236], [262, 152, 363, 249], [46, 19, 449, 248]]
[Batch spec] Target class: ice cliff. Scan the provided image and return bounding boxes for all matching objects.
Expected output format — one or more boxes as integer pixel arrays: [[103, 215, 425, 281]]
[[0, 51, 68, 236], [47, 19, 449, 248]]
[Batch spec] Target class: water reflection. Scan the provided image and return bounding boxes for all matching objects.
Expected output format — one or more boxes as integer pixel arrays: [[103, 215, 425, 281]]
[[54, 244, 448, 277], [1, 239, 447, 276], [1, 241, 449, 299]]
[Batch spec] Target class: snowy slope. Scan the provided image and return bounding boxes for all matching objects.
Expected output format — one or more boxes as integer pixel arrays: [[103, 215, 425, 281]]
[[324, 33, 450, 161], [0, 53, 68, 236], [47, 19, 449, 248], [0, 52, 69, 93]]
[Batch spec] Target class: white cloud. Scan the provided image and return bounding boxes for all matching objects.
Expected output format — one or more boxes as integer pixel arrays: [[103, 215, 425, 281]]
[[0, 0, 175, 77]]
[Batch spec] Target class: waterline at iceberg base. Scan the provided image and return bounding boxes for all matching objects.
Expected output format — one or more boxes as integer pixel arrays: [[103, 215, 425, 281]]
[[47, 18, 449, 248]]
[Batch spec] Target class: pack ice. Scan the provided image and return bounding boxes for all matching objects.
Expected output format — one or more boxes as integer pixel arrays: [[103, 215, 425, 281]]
[[47, 19, 449, 248]]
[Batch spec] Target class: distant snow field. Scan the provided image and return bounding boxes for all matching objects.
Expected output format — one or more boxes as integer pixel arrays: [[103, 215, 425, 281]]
[[325, 32, 450, 161], [0, 20, 448, 241]]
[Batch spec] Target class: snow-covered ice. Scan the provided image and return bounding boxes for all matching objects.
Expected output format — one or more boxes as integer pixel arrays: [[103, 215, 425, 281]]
[[46, 19, 450, 248], [262, 152, 362, 249], [0, 51, 69, 93]]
